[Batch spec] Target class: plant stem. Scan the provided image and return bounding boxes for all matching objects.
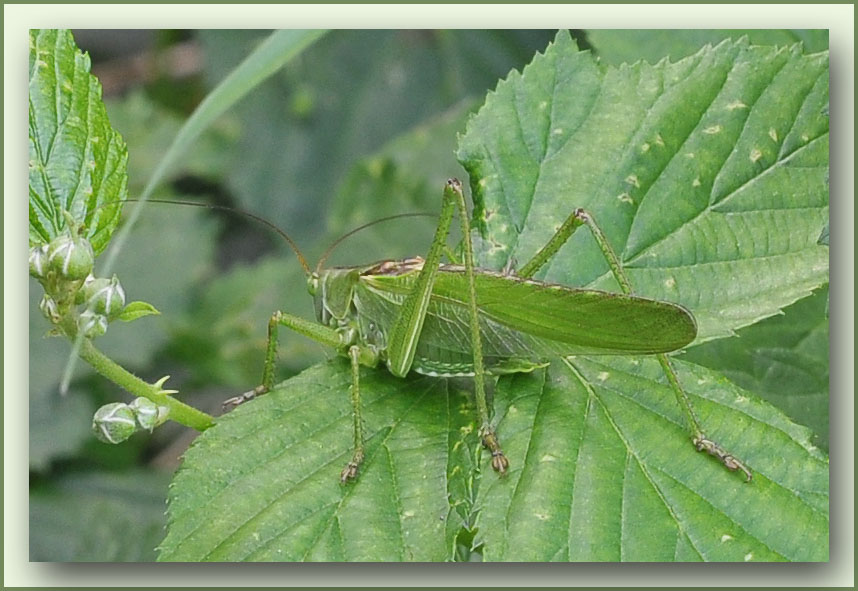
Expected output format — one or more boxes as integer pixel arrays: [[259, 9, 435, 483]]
[[77, 338, 215, 432]]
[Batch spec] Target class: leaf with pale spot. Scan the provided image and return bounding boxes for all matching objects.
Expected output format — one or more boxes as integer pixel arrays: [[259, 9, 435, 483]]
[[29, 29, 128, 255], [159, 32, 829, 562]]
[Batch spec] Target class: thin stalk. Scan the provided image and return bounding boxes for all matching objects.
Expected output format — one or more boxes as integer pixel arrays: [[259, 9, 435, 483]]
[[77, 338, 214, 432]]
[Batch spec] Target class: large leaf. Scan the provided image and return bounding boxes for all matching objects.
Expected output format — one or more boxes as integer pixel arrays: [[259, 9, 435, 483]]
[[29, 29, 128, 254], [456, 31, 828, 560], [458, 33, 828, 342], [160, 357, 827, 562], [159, 363, 473, 561], [587, 29, 829, 66], [681, 287, 829, 449], [476, 357, 827, 561], [160, 32, 829, 562]]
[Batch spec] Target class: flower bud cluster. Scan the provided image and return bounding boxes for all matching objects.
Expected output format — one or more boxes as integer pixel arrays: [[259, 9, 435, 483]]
[[92, 398, 169, 444], [30, 232, 127, 339]]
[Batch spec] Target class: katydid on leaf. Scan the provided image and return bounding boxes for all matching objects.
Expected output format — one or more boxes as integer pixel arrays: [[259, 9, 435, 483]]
[[221, 178, 753, 483]]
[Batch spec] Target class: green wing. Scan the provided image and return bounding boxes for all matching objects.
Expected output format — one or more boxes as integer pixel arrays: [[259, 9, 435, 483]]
[[437, 270, 696, 354], [362, 267, 697, 356]]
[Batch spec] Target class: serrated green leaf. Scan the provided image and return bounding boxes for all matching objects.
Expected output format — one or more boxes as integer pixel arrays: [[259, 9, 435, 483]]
[[587, 29, 829, 66], [160, 356, 827, 562], [160, 32, 829, 562], [474, 358, 827, 561], [458, 32, 828, 342], [681, 287, 829, 449], [159, 362, 475, 561], [29, 29, 128, 255], [453, 31, 828, 561], [117, 301, 160, 322]]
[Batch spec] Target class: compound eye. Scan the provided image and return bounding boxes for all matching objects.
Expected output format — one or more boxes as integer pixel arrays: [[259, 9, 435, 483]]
[[307, 273, 319, 296]]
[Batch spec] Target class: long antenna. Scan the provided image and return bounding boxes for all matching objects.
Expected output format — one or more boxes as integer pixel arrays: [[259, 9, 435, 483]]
[[314, 212, 436, 274], [119, 198, 312, 275]]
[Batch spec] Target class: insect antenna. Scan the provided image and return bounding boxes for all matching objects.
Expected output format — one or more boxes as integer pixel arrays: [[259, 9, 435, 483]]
[[314, 212, 437, 274], [107, 198, 313, 276]]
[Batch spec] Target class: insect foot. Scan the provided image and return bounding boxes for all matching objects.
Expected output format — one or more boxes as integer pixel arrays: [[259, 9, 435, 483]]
[[693, 436, 753, 482], [222, 385, 267, 412], [480, 429, 509, 474], [340, 450, 365, 483]]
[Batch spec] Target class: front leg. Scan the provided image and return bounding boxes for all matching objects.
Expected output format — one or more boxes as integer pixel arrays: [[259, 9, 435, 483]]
[[340, 345, 368, 482], [222, 310, 344, 410], [386, 179, 508, 475]]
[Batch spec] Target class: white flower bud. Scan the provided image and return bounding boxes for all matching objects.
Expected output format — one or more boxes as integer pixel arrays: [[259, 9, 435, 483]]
[[29, 244, 50, 278], [47, 233, 94, 280], [84, 274, 126, 318], [78, 309, 108, 338], [92, 402, 137, 444], [129, 397, 167, 432]]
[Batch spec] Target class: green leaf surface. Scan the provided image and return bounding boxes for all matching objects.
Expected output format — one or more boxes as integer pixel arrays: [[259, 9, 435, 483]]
[[587, 29, 829, 67], [161, 32, 829, 562], [29, 29, 128, 255], [681, 287, 829, 449], [454, 31, 828, 560], [117, 301, 160, 322], [818, 220, 829, 245], [160, 356, 827, 562], [30, 470, 171, 561], [458, 32, 828, 342], [474, 358, 827, 561], [159, 362, 474, 561]]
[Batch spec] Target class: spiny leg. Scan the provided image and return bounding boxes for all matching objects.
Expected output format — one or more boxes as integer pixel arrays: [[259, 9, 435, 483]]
[[221, 310, 370, 482], [222, 310, 343, 410], [518, 208, 752, 482], [385, 179, 508, 474], [450, 181, 508, 473], [340, 345, 366, 482]]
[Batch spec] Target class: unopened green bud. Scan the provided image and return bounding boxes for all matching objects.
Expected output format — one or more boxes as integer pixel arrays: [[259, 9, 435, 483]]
[[75, 274, 96, 304], [47, 234, 94, 280], [92, 402, 138, 444], [83, 274, 126, 318], [29, 244, 50, 278], [39, 294, 61, 323], [78, 309, 108, 338], [129, 397, 167, 432]]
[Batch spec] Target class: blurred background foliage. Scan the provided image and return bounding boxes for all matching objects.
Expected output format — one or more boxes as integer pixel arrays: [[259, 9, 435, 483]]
[[29, 29, 828, 561]]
